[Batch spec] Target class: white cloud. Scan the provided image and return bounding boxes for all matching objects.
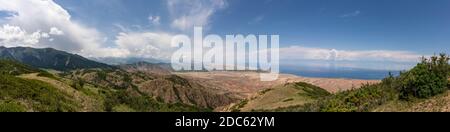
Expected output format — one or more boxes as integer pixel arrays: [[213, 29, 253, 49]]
[[340, 10, 361, 18], [0, 24, 46, 47], [280, 46, 423, 62], [276, 46, 424, 70], [41, 32, 50, 38], [0, 0, 184, 59], [105, 0, 229, 60], [49, 27, 64, 35], [0, 0, 233, 60], [0, 0, 121, 57], [114, 31, 175, 60], [167, 0, 227, 31], [148, 15, 161, 25]]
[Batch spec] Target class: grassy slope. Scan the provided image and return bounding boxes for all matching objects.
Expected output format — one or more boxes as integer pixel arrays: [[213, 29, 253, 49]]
[[1, 59, 79, 112], [260, 55, 450, 112], [270, 83, 397, 112], [374, 90, 450, 112], [234, 82, 330, 112], [251, 79, 448, 112], [0, 59, 38, 75], [0, 74, 80, 112], [0, 59, 209, 112], [19, 73, 105, 112], [266, 81, 450, 112], [67, 69, 214, 112]]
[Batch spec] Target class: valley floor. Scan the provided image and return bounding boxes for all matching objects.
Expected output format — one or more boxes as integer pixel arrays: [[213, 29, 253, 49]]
[[176, 71, 380, 111], [176, 71, 379, 96]]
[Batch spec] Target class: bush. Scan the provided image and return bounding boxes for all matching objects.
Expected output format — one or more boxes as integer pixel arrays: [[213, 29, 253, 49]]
[[398, 54, 450, 99], [295, 82, 331, 99], [230, 99, 249, 112], [317, 84, 395, 112], [70, 77, 85, 90]]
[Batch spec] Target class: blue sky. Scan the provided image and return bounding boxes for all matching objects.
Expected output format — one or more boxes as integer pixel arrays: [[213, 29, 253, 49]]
[[1, 0, 449, 70], [53, 0, 450, 54]]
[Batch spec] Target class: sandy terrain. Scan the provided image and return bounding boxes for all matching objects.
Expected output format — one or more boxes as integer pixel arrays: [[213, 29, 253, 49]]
[[176, 71, 380, 99]]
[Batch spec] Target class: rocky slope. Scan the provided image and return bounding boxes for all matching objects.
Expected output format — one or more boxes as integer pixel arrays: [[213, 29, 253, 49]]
[[66, 68, 238, 109]]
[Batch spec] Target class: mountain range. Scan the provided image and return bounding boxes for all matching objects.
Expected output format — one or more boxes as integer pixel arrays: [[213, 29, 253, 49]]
[[90, 57, 164, 65], [0, 46, 113, 71]]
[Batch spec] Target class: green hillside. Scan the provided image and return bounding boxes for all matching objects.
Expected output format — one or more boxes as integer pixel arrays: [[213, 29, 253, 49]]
[[0, 59, 39, 75], [0, 59, 209, 112], [0, 46, 114, 71], [234, 82, 331, 112], [265, 54, 450, 112], [0, 74, 79, 112], [0, 59, 78, 112], [65, 68, 230, 111]]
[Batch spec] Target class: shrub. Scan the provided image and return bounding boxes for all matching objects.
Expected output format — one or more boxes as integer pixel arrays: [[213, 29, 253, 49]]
[[295, 82, 331, 99], [70, 78, 85, 90], [230, 99, 249, 112], [398, 54, 450, 99]]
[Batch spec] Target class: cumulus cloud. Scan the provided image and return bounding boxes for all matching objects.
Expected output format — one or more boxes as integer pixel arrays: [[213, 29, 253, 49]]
[[167, 0, 227, 31], [279, 46, 423, 62], [0, 24, 45, 47], [114, 32, 174, 60], [275, 46, 423, 70], [0, 0, 186, 60], [0, 0, 233, 60], [98, 0, 230, 60], [0, 0, 122, 57], [49, 27, 64, 35]]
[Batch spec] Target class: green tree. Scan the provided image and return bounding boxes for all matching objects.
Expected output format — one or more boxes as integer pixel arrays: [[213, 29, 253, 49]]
[[71, 77, 85, 90], [398, 54, 450, 99]]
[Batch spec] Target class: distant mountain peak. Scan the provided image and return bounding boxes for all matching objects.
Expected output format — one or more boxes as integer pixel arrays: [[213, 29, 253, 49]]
[[119, 61, 173, 75], [0, 46, 114, 71]]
